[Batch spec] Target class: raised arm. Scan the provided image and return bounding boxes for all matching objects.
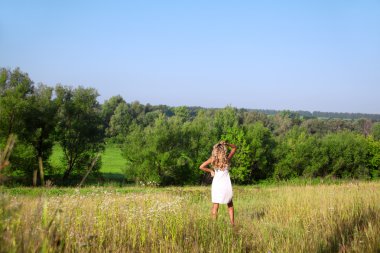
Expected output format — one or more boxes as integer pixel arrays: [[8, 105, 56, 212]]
[[227, 143, 237, 160], [199, 158, 215, 177]]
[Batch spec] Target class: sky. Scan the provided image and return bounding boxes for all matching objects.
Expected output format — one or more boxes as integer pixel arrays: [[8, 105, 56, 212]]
[[1, 0, 379, 114]]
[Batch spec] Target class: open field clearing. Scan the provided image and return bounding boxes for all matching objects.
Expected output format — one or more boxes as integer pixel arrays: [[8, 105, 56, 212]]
[[49, 143, 126, 175], [1, 182, 380, 252]]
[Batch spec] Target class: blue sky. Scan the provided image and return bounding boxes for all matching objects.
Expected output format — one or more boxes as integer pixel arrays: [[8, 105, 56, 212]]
[[1, 0, 379, 113]]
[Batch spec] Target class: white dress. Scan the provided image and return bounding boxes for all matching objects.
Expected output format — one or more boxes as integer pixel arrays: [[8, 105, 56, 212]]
[[211, 167, 233, 204]]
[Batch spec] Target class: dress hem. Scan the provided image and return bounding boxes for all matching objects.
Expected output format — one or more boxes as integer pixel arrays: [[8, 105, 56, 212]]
[[211, 198, 233, 204]]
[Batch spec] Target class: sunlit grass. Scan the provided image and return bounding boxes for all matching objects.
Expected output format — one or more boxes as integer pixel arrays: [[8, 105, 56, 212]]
[[1, 182, 379, 252], [48, 143, 126, 174], [48, 144, 65, 171], [99, 144, 125, 174]]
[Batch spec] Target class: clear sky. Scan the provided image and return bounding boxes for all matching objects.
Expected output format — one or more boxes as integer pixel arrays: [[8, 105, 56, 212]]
[[1, 0, 379, 114]]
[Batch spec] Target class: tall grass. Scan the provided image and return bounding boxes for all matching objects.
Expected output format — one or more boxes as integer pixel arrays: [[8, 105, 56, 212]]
[[1, 182, 379, 252]]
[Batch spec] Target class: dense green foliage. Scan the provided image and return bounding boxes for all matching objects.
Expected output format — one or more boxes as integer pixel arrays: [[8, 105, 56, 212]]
[[1, 67, 380, 185], [1, 68, 105, 184], [55, 85, 105, 180]]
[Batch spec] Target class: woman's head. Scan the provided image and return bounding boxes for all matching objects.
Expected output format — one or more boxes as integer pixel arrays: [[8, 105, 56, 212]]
[[211, 141, 229, 169]]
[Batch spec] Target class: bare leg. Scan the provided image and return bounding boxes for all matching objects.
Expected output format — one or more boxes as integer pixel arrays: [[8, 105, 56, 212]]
[[227, 201, 234, 225], [211, 203, 219, 220]]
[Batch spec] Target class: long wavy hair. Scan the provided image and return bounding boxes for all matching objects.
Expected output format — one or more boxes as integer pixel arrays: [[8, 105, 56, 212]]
[[211, 141, 229, 170]]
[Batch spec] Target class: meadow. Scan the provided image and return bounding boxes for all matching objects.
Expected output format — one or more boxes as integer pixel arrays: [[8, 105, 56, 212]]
[[1, 182, 379, 252], [49, 143, 126, 175]]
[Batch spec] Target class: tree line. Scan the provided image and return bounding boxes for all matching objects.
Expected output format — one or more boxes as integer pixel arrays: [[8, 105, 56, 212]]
[[1, 67, 380, 186], [250, 109, 380, 121]]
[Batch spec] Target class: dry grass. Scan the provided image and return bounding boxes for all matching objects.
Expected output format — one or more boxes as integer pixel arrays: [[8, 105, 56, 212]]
[[1, 182, 379, 252]]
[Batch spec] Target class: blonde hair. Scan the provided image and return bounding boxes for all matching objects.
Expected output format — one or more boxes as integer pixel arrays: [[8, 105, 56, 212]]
[[211, 141, 229, 170]]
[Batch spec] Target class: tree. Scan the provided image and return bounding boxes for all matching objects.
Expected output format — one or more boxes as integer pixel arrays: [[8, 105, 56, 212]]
[[273, 127, 322, 179], [55, 85, 105, 180], [25, 84, 57, 186], [129, 101, 146, 124], [0, 134, 16, 171], [241, 111, 269, 126], [222, 125, 253, 184], [245, 122, 275, 180], [354, 118, 372, 137], [0, 68, 36, 182], [301, 118, 327, 135], [185, 109, 218, 183], [371, 122, 380, 141], [101, 95, 125, 136], [123, 113, 208, 185], [214, 106, 239, 139], [0, 67, 34, 136], [174, 106, 191, 122], [367, 136, 380, 178], [107, 102, 132, 141], [325, 119, 354, 133], [270, 111, 294, 136], [320, 132, 371, 178]]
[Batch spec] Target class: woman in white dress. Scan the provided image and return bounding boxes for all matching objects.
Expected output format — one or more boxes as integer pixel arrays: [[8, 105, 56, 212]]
[[199, 141, 237, 225]]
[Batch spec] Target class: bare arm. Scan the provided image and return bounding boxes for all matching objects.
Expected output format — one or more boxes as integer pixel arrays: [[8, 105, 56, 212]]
[[227, 143, 237, 160], [199, 158, 214, 176]]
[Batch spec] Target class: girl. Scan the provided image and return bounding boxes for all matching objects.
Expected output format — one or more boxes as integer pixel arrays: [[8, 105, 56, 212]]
[[199, 141, 237, 225]]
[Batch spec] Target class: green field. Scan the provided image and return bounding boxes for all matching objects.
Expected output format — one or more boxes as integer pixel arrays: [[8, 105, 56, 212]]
[[1, 182, 379, 252], [49, 143, 127, 174], [99, 144, 126, 174]]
